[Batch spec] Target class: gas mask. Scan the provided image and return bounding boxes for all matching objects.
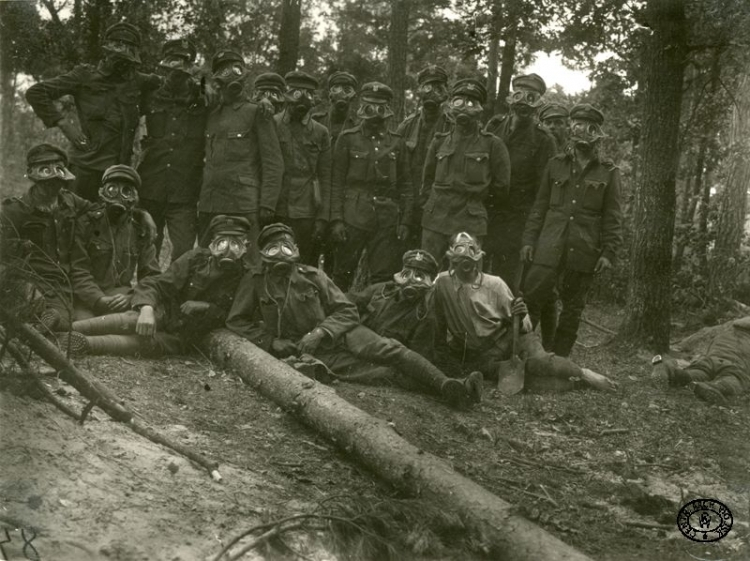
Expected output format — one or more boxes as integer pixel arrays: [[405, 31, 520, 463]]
[[447, 234, 485, 275], [160, 55, 192, 80], [569, 119, 605, 149], [329, 84, 356, 111], [393, 267, 434, 300], [449, 96, 482, 126], [508, 89, 543, 118], [209, 235, 248, 268], [253, 89, 285, 113], [285, 88, 314, 118], [260, 238, 300, 275], [28, 161, 76, 184], [418, 82, 448, 111], [98, 180, 139, 213], [213, 63, 246, 99], [357, 102, 393, 123]]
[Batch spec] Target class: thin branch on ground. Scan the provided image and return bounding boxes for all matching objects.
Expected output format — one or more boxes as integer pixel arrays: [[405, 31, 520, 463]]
[[581, 316, 617, 335], [622, 520, 673, 531]]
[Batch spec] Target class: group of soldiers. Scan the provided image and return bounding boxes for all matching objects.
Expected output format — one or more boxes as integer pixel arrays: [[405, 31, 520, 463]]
[[2, 22, 746, 407]]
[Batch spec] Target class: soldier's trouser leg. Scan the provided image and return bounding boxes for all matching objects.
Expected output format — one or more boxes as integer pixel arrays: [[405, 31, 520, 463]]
[[198, 211, 260, 266], [539, 299, 559, 352], [286, 218, 317, 266], [421, 229, 451, 268], [67, 332, 183, 357], [486, 211, 526, 289], [523, 263, 559, 329], [686, 356, 747, 403], [366, 221, 404, 285], [333, 225, 368, 291], [39, 292, 74, 332], [165, 203, 198, 261], [72, 311, 139, 335], [70, 166, 104, 202], [554, 269, 594, 357], [139, 199, 168, 258]]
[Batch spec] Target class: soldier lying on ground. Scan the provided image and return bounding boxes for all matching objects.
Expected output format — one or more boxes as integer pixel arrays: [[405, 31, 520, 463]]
[[0, 144, 90, 331], [226, 223, 482, 409], [60, 215, 251, 356], [432, 232, 617, 393], [71, 165, 161, 321], [654, 317, 750, 405]]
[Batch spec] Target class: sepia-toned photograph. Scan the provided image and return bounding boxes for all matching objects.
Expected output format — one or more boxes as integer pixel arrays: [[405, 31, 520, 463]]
[[0, 0, 748, 559]]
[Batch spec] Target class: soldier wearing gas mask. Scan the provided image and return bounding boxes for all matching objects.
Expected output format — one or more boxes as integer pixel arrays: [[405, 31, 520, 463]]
[[252, 72, 287, 114], [198, 50, 283, 257], [312, 71, 360, 143], [329, 82, 413, 291], [138, 38, 207, 262], [521, 104, 623, 358], [273, 71, 332, 266], [26, 23, 161, 201], [419, 78, 510, 262], [396, 65, 454, 249], [61, 215, 252, 357], [71, 165, 161, 321], [227, 224, 482, 409], [1, 144, 91, 331]]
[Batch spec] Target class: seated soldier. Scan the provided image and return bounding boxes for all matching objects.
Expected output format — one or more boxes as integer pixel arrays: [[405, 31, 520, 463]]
[[61, 215, 251, 356], [347, 248, 441, 364], [0, 144, 90, 331], [654, 317, 750, 404], [226, 223, 482, 409], [432, 232, 616, 393], [72, 165, 161, 321]]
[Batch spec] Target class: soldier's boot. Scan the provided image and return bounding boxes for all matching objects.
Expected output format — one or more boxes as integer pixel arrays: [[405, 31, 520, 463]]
[[58, 332, 143, 356], [523, 354, 583, 393], [31, 308, 63, 334], [693, 376, 743, 405], [539, 301, 558, 352], [651, 356, 696, 388], [465, 371, 484, 404], [72, 311, 139, 335], [398, 349, 475, 409]]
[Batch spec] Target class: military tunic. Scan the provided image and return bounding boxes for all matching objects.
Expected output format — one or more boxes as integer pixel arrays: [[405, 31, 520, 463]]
[[72, 205, 161, 315], [521, 152, 623, 357], [330, 124, 413, 290], [25, 63, 161, 200], [419, 128, 510, 261], [137, 80, 209, 260]]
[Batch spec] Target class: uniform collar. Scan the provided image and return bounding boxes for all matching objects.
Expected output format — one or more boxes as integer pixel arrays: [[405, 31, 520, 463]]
[[281, 108, 312, 127]]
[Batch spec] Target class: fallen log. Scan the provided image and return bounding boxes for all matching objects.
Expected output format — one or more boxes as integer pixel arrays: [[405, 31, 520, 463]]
[[206, 329, 593, 561]]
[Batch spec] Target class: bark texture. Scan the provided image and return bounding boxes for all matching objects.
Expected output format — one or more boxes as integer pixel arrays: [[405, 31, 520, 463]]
[[388, 0, 410, 122], [206, 329, 593, 561], [622, 0, 687, 351], [277, 0, 302, 75]]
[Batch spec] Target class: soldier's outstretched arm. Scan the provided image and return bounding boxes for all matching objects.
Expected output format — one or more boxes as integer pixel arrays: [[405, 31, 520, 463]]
[[419, 137, 439, 207], [490, 136, 511, 201], [315, 270, 360, 340], [521, 162, 553, 249], [329, 133, 350, 223], [225, 272, 274, 350], [257, 111, 285, 219], [315, 126, 333, 224], [600, 167, 623, 266]]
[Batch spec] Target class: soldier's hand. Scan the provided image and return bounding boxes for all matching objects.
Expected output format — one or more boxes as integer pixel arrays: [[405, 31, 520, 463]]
[[511, 297, 528, 317], [258, 98, 275, 118], [136, 306, 156, 337], [594, 256, 612, 274], [520, 245, 534, 263], [330, 221, 347, 244], [57, 119, 90, 151], [180, 300, 211, 315], [134, 209, 158, 245], [298, 327, 326, 355], [271, 338, 298, 357], [259, 208, 276, 227], [396, 225, 410, 242], [314, 220, 327, 241]]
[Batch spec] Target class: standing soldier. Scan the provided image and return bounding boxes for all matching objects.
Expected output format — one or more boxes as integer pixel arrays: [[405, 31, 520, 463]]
[[312, 71, 360, 142], [539, 103, 570, 152], [198, 50, 283, 253], [138, 38, 207, 262], [396, 65, 453, 249], [520, 104, 622, 357], [420, 78, 510, 261], [274, 71, 332, 265], [329, 82, 412, 291], [26, 23, 161, 201], [72, 165, 161, 320], [252, 72, 287, 114]]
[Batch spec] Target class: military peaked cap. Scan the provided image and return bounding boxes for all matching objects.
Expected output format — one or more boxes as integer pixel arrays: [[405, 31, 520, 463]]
[[27, 143, 69, 167], [402, 249, 439, 276], [258, 223, 296, 248], [360, 82, 393, 104], [105, 22, 141, 46], [539, 103, 569, 121], [163, 38, 196, 62], [451, 78, 487, 104], [328, 71, 358, 89], [417, 65, 448, 85], [569, 103, 605, 125], [512, 73, 546, 95], [285, 71, 318, 90], [211, 50, 244, 74], [209, 215, 252, 238], [102, 165, 141, 188], [255, 72, 286, 91]]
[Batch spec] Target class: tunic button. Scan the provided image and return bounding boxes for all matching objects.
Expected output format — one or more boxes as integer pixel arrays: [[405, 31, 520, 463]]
[[572, 200, 576, 204], [167, 164, 171, 168], [569, 216, 574, 220], [476, 157, 481, 161]]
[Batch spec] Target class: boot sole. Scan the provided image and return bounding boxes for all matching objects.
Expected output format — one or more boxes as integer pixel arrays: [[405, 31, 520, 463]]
[[693, 383, 728, 405]]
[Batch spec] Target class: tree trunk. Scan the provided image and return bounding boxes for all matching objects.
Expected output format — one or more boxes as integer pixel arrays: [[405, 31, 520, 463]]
[[388, 0, 410, 122], [622, 0, 687, 352], [709, 70, 750, 294], [485, 5, 502, 121], [277, 0, 302, 75], [497, 30, 516, 114], [0, 2, 16, 184], [206, 329, 593, 561], [673, 138, 707, 271]]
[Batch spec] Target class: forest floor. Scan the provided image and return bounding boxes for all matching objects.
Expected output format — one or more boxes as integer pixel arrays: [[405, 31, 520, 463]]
[[1, 302, 749, 561]]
